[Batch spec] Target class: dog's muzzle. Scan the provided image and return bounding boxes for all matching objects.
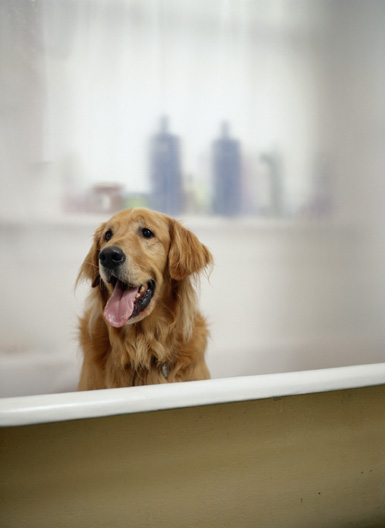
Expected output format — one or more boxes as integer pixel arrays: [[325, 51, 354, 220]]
[[98, 246, 155, 328]]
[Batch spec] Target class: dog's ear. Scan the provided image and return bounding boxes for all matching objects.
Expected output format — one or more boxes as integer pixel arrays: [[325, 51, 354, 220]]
[[168, 220, 213, 280], [76, 223, 106, 288]]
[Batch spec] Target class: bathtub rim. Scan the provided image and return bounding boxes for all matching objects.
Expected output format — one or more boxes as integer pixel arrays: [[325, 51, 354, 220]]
[[1, 362, 385, 427]]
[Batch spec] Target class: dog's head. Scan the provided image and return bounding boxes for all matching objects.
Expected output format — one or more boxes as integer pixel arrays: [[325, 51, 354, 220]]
[[78, 208, 212, 328]]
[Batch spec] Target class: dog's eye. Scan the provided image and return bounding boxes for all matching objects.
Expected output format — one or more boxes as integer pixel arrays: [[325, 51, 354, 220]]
[[104, 230, 113, 241], [141, 228, 155, 239]]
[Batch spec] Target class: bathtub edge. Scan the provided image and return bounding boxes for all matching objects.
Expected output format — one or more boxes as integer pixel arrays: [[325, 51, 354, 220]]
[[1, 362, 385, 427]]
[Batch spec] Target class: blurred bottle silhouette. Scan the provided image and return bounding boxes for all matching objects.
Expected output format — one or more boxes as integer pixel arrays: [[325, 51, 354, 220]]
[[259, 151, 284, 217], [149, 117, 183, 215], [212, 122, 242, 216], [309, 155, 333, 218]]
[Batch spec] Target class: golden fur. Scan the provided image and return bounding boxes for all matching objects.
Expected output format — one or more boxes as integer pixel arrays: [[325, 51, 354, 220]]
[[77, 208, 213, 390]]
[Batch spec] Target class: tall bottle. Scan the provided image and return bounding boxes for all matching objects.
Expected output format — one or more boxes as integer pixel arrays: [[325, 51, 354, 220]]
[[149, 116, 183, 215], [212, 122, 242, 216], [259, 151, 283, 217]]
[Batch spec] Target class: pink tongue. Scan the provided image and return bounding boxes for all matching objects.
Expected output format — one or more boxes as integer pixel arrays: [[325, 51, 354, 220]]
[[104, 282, 139, 328]]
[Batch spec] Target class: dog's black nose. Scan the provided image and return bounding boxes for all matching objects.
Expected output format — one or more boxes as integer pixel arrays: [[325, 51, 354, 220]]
[[99, 246, 126, 269]]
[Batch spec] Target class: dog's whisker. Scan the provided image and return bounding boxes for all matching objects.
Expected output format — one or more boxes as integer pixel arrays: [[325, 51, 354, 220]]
[[84, 261, 99, 269]]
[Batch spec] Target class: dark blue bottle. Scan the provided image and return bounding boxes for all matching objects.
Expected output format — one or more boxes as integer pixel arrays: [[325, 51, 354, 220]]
[[150, 117, 183, 215], [212, 122, 242, 216]]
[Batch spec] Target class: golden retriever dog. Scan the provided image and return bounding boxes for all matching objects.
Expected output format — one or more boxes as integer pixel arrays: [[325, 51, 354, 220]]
[[77, 208, 213, 390]]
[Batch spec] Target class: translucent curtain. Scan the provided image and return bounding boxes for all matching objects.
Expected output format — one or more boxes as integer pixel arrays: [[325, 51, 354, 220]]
[[1, 1, 385, 387]]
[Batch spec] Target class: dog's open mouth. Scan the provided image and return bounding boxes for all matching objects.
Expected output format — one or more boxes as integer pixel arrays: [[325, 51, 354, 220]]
[[103, 277, 155, 328]]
